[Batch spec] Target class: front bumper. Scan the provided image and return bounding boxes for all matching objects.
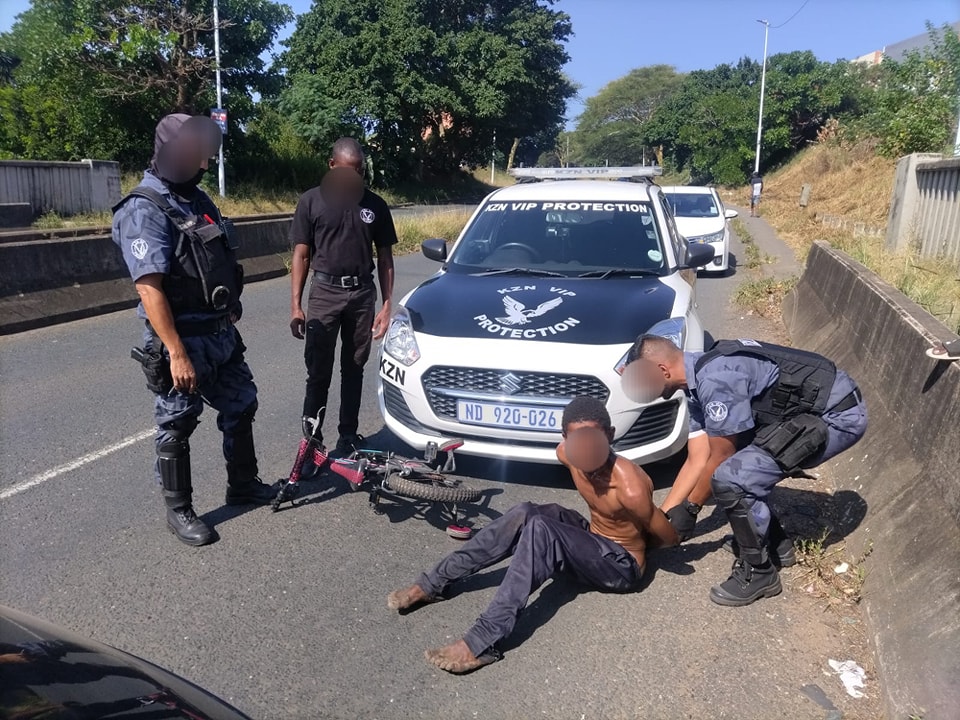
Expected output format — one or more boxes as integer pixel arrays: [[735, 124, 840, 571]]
[[376, 335, 689, 465]]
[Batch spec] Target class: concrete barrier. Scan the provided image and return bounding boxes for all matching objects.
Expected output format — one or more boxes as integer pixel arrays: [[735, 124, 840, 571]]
[[0, 215, 293, 334], [783, 240, 960, 720]]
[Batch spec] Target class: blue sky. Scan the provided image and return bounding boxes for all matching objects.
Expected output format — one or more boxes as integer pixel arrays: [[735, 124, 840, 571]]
[[2, 0, 958, 125]]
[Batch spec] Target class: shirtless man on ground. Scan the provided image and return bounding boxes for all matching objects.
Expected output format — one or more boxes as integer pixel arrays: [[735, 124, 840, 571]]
[[386, 396, 679, 673]]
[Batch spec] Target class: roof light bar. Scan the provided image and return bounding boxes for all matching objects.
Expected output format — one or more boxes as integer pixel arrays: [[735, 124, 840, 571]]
[[509, 166, 663, 180]]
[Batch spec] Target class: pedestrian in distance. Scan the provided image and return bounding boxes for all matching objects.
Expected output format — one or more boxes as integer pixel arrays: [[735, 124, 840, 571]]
[[112, 113, 278, 547], [621, 335, 867, 607], [289, 138, 397, 463], [749, 171, 763, 216], [386, 397, 678, 674]]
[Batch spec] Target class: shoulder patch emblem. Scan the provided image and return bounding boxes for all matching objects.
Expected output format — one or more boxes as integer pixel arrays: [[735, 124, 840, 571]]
[[359, 208, 375, 224], [705, 400, 728, 423], [130, 238, 149, 260]]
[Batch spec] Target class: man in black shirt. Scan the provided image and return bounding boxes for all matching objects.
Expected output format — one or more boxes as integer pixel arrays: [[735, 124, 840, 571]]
[[289, 138, 397, 456]]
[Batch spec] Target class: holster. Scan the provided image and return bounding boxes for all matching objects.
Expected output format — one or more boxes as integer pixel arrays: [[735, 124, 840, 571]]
[[753, 413, 829, 472], [130, 346, 173, 395]]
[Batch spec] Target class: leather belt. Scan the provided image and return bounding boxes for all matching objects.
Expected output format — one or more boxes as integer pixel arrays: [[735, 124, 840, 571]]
[[147, 317, 232, 338], [313, 271, 371, 289], [827, 386, 862, 414]]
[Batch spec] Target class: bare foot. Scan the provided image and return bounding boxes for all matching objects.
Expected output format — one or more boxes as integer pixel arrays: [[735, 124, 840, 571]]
[[424, 639, 494, 674], [386, 584, 434, 611]]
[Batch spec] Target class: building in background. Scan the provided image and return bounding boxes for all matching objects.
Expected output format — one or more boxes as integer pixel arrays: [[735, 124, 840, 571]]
[[853, 20, 960, 65]]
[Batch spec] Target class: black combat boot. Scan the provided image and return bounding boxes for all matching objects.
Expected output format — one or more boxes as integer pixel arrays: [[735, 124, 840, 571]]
[[225, 464, 278, 505], [159, 438, 212, 546], [721, 514, 797, 568], [224, 420, 277, 505], [709, 558, 782, 606], [711, 487, 782, 606]]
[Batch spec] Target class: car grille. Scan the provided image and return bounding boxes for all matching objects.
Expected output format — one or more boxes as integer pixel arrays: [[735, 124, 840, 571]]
[[422, 366, 609, 420], [612, 400, 680, 450], [382, 382, 429, 432]]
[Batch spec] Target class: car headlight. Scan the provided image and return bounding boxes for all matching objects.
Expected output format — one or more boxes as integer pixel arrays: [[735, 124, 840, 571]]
[[613, 317, 687, 375], [383, 306, 421, 366], [690, 229, 725, 244]]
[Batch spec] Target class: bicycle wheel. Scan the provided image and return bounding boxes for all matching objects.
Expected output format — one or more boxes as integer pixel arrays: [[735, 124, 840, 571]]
[[385, 474, 482, 504]]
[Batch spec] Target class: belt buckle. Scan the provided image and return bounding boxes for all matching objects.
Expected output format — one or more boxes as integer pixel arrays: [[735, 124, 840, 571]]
[[340, 276, 358, 288]]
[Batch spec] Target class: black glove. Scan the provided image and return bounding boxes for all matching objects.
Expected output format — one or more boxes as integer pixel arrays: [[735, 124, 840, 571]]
[[664, 501, 701, 542]]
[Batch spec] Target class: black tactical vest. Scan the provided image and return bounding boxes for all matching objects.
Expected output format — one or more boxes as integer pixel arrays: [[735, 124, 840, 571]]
[[115, 186, 242, 317], [694, 339, 837, 426]]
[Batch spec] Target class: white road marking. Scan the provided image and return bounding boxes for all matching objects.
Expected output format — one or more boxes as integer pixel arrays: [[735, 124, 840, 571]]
[[0, 428, 154, 500]]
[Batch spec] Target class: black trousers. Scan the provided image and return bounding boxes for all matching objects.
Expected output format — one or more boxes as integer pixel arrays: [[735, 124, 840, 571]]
[[417, 502, 644, 657], [303, 282, 376, 439]]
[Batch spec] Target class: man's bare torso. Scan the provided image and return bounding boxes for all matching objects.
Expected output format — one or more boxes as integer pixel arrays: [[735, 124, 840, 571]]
[[569, 456, 653, 571]]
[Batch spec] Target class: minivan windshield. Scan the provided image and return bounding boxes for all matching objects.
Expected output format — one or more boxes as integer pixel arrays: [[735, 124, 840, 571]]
[[447, 200, 667, 276], [663, 192, 719, 219]]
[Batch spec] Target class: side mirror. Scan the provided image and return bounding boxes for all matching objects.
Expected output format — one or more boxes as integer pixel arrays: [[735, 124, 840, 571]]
[[421, 238, 448, 262], [724, 208, 738, 219], [680, 243, 715, 270]]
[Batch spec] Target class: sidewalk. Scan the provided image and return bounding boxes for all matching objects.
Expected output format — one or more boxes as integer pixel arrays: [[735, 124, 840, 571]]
[[730, 204, 803, 281]]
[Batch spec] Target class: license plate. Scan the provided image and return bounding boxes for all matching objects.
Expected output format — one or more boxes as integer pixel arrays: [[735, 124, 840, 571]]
[[456, 401, 562, 431]]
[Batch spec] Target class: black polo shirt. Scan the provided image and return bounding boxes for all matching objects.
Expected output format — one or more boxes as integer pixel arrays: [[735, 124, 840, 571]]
[[290, 186, 398, 277]]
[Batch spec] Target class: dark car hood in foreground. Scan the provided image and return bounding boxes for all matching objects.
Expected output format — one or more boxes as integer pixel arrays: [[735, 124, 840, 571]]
[[0, 604, 251, 719], [404, 271, 677, 344]]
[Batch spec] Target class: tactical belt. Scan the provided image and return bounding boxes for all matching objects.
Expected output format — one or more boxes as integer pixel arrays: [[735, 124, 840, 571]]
[[826, 386, 862, 414], [147, 317, 232, 338], [313, 271, 372, 289]]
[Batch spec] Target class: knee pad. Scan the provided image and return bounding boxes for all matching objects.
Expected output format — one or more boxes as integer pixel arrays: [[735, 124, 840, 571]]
[[233, 400, 258, 435], [712, 477, 745, 510], [159, 415, 198, 444]]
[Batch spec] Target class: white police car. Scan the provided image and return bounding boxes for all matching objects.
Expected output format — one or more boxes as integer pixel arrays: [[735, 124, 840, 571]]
[[661, 185, 738, 273], [378, 167, 714, 464]]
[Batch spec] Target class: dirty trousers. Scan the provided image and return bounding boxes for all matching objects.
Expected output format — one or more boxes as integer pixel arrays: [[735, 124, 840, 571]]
[[416, 502, 644, 656]]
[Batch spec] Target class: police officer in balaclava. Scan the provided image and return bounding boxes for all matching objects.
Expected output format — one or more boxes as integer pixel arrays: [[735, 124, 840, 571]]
[[112, 113, 277, 546]]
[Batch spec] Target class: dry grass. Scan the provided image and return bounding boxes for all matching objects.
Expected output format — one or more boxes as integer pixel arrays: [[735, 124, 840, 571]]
[[394, 210, 471, 255], [743, 142, 960, 332], [793, 530, 874, 609]]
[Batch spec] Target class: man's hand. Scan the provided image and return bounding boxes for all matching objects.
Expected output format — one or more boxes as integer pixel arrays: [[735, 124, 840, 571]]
[[291, 308, 306, 339], [372, 300, 392, 340], [169, 350, 197, 394], [664, 501, 700, 542]]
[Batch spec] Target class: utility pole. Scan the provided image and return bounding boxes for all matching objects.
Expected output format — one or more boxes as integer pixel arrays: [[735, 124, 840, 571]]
[[490, 129, 496, 184], [954, 95, 960, 156], [213, 0, 226, 197], [753, 19, 770, 174]]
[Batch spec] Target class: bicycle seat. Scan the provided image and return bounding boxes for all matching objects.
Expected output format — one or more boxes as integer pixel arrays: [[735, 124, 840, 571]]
[[439, 438, 464, 453]]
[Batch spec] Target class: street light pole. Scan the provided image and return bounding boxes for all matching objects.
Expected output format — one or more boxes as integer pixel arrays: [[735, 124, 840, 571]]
[[490, 129, 496, 184], [753, 19, 770, 174], [213, 0, 226, 197]]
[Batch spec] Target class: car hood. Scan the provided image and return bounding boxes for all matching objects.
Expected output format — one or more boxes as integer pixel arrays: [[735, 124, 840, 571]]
[[0, 604, 251, 719], [673, 216, 724, 238], [403, 271, 677, 344]]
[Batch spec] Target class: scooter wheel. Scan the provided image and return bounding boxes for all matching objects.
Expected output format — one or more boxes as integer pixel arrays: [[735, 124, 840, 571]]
[[446, 524, 473, 540]]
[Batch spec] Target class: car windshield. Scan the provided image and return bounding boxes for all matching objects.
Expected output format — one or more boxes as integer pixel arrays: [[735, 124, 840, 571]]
[[664, 192, 719, 218], [447, 200, 666, 276]]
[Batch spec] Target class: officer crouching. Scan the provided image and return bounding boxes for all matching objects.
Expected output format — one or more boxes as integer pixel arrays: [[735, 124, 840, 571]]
[[112, 114, 277, 546], [621, 336, 867, 606]]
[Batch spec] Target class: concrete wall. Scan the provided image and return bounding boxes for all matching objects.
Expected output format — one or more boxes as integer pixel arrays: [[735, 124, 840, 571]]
[[886, 153, 960, 261], [0, 216, 292, 298], [783, 241, 960, 720], [0, 159, 122, 217]]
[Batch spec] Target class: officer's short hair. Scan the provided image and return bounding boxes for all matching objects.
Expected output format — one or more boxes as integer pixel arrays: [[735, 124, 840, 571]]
[[626, 333, 681, 365], [562, 396, 611, 432]]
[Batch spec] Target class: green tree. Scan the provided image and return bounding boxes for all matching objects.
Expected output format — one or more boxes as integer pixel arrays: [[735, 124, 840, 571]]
[[867, 23, 960, 156], [280, 0, 575, 181], [0, 0, 292, 168], [572, 65, 683, 166]]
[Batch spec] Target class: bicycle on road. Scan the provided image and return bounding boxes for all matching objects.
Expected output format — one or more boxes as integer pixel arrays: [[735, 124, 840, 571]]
[[272, 409, 482, 538]]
